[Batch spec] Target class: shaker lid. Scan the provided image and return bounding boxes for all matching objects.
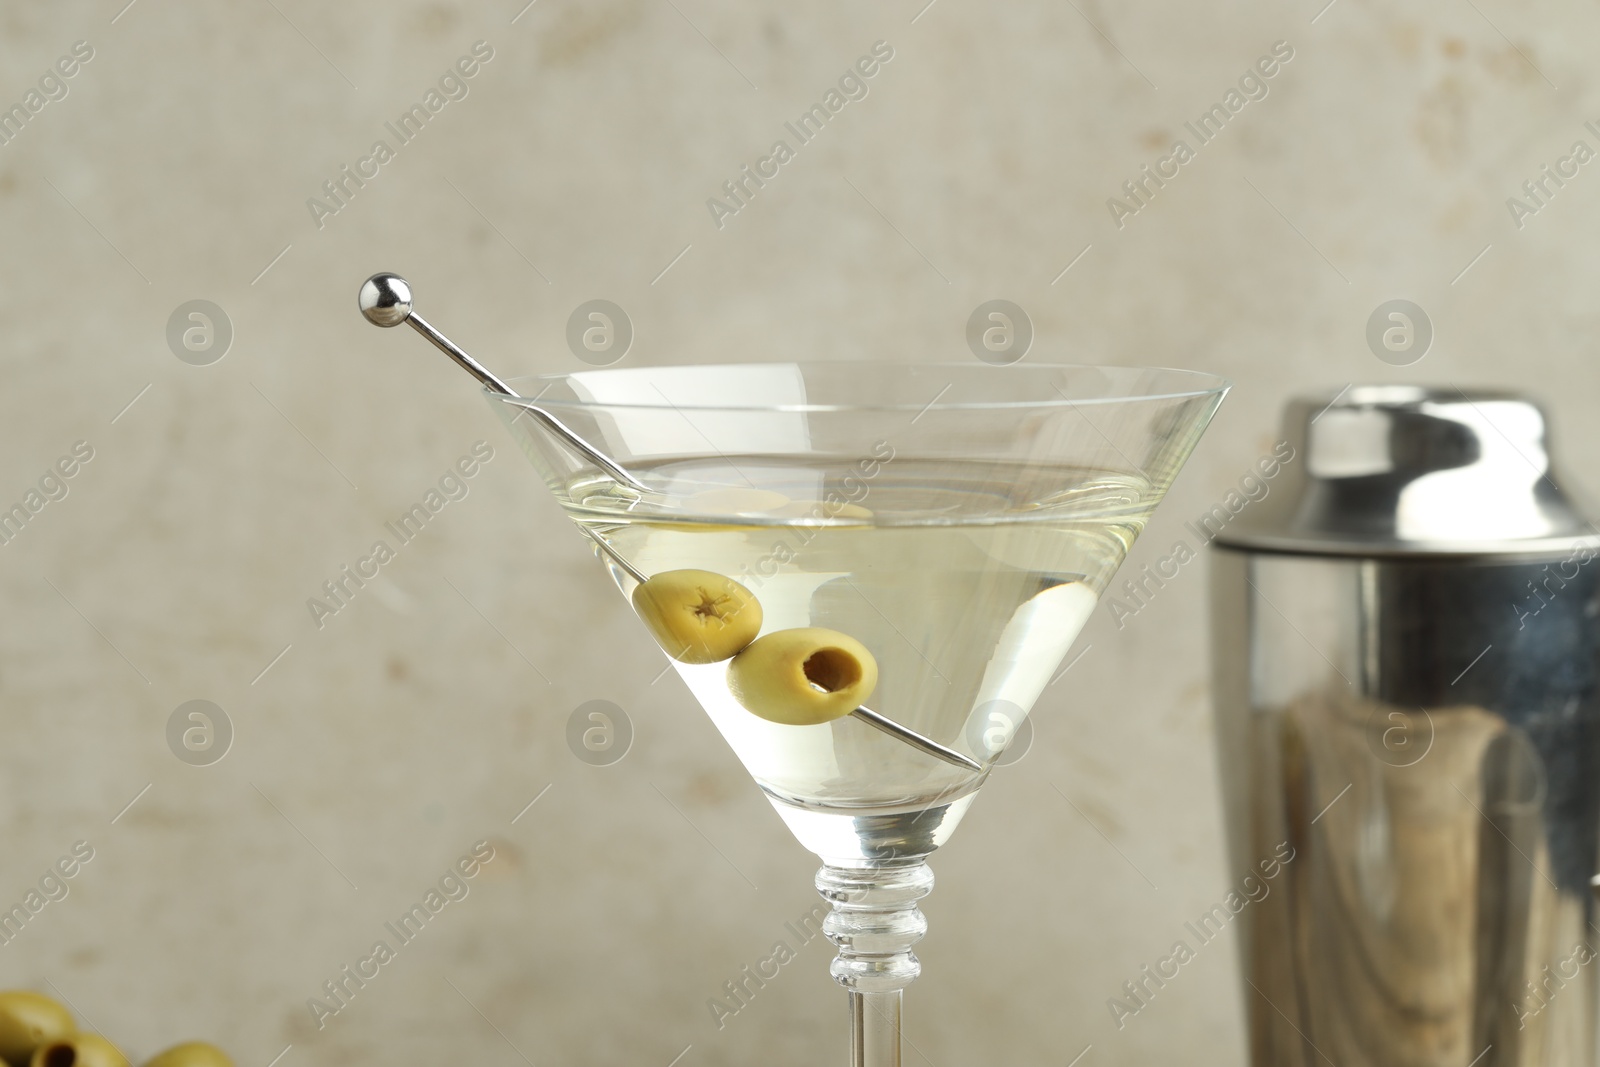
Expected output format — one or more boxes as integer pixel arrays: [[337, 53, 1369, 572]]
[[1213, 385, 1598, 558]]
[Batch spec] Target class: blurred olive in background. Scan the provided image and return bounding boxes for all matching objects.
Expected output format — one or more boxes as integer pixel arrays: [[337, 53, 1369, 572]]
[[0, 991, 74, 1067]]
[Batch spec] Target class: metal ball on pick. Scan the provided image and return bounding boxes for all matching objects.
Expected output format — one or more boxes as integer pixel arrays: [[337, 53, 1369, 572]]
[[358, 273, 414, 328]]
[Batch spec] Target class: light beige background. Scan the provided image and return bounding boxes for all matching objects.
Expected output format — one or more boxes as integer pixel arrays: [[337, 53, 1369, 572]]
[[2, 0, 1597, 1064]]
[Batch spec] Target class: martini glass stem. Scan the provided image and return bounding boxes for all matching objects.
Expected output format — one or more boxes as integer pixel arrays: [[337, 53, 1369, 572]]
[[851, 992, 902, 1067], [817, 861, 934, 1067]]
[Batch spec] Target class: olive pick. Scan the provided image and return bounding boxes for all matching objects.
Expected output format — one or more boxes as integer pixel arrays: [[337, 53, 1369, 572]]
[[358, 272, 652, 495]]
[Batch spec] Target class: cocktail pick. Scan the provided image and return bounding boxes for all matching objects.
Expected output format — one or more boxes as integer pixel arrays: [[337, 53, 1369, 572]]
[[852, 707, 982, 772], [358, 272, 983, 776], [357, 273, 652, 495]]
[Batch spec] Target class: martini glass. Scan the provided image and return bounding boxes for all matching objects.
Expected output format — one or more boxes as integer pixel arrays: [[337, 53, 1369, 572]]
[[357, 276, 1227, 1066]]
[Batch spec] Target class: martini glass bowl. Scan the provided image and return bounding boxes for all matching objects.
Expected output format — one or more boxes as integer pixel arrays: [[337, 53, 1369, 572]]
[[492, 360, 1226, 1066]]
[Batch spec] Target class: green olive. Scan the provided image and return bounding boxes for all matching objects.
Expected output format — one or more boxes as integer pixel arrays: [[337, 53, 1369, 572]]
[[632, 569, 763, 664], [726, 627, 878, 725], [29, 1034, 128, 1067], [141, 1043, 233, 1067], [0, 992, 73, 1067]]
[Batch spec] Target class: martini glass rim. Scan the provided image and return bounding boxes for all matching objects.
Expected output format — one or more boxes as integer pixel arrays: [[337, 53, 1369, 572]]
[[493, 361, 1229, 413]]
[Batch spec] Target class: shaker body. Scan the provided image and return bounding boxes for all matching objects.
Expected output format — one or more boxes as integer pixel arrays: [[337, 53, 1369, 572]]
[[1212, 546, 1600, 1067]]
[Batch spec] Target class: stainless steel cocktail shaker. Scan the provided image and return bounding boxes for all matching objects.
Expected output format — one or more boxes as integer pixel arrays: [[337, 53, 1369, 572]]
[[1210, 386, 1600, 1067]]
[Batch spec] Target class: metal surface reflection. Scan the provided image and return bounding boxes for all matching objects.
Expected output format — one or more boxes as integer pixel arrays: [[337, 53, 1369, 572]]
[[1211, 387, 1600, 1067]]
